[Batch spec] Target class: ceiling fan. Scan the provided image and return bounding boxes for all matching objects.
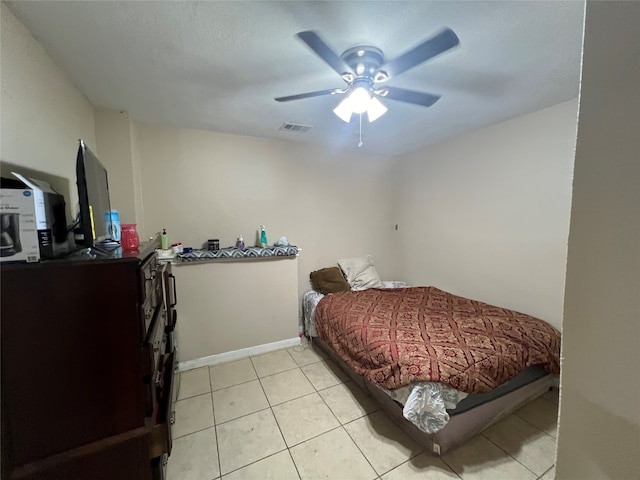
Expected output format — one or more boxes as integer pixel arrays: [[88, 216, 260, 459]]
[[275, 28, 460, 124]]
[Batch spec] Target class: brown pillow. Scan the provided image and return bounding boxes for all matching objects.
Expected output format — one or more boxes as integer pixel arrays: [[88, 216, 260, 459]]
[[310, 267, 350, 294]]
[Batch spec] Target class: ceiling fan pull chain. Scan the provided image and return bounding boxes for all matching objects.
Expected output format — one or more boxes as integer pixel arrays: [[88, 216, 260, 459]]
[[358, 113, 364, 147]]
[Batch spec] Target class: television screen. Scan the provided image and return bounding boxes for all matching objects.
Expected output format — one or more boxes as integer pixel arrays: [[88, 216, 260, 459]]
[[75, 140, 114, 247]]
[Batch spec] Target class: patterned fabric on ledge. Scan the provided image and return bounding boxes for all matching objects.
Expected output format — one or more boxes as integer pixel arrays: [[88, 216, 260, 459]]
[[177, 245, 299, 262]]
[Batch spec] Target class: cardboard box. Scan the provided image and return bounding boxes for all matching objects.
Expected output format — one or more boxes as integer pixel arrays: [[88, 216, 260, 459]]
[[0, 186, 40, 263], [11, 173, 69, 258]]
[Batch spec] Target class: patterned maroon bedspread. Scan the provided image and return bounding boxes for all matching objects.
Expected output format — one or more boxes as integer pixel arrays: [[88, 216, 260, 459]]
[[314, 287, 561, 393]]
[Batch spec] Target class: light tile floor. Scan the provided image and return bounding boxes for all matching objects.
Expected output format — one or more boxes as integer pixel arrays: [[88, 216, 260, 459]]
[[168, 344, 559, 480]]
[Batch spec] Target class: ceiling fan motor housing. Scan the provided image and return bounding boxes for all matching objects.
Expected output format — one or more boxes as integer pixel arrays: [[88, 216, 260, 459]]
[[341, 46, 384, 79]]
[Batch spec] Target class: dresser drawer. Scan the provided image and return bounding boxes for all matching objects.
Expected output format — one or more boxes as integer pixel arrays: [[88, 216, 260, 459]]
[[139, 254, 160, 305], [149, 352, 175, 459], [143, 306, 167, 416], [139, 255, 163, 337]]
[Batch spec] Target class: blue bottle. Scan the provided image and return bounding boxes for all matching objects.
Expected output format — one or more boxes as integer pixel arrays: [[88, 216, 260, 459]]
[[105, 210, 121, 241]]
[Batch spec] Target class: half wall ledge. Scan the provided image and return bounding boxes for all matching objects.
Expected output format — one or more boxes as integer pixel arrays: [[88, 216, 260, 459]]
[[176, 245, 300, 263]]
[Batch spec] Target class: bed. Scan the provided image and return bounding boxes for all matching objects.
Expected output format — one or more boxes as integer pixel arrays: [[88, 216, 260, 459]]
[[303, 264, 561, 455]]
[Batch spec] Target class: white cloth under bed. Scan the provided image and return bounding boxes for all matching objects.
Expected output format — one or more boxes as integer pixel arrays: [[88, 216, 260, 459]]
[[302, 282, 468, 434]]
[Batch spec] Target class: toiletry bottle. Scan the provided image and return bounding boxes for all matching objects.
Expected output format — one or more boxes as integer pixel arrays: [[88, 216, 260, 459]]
[[161, 228, 169, 250], [260, 225, 267, 248], [236, 235, 245, 249]]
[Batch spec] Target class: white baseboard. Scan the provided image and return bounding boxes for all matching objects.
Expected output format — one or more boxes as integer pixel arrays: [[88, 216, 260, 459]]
[[177, 337, 301, 372]]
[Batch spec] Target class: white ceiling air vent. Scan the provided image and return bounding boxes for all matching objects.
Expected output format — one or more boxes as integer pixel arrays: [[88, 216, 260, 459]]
[[279, 122, 313, 133]]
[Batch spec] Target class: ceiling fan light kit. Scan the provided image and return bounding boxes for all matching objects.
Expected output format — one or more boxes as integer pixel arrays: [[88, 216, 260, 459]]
[[365, 97, 388, 122], [331, 77, 389, 124], [333, 97, 355, 123], [275, 28, 460, 144]]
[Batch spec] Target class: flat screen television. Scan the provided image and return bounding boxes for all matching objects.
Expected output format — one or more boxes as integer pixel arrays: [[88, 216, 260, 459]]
[[75, 139, 115, 248]]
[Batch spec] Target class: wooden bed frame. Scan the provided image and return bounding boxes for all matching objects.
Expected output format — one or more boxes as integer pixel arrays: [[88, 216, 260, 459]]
[[311, 336, 555, 455]]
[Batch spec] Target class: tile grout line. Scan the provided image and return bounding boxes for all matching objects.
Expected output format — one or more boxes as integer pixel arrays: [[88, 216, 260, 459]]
[[254, 349, 303, 479], [211, 376, 259, 393], [211, 379, 348, 430], [171, 424, 216, 441], [172, 390, 216, 441], [538, 464, 555, 479], [258, 352, 301, 477], [207, 368, 222, 480], [302, 348, 413, 477], [255, 349, 360, 475], [286, 424, 345, 449], [250, 347, 303, 378], [218, 404, 275, 427], [299, 359, 348, 394], [255, 365, 301, 378], [176, 386, 213, 403], [304, 356, 383, 478], [212, 356, 275, 477], [435, 455, 464, 480], [277, 349, 405, 475], [342, 409, 425, 478], [285, 448, 303, 480], [217, 447, 291, 479], [480, 431, 543, 478], [340, 422, 387, 478], [512, 411, 558, 439], [270, 389, 319, 409]]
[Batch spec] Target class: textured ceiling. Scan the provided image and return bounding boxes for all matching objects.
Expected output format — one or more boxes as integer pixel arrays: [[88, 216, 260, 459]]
[[7, 1, 585, 156]]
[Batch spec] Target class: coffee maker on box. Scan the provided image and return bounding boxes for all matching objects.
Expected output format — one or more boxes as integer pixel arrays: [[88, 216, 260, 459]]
[[0, 173, 69, 262]]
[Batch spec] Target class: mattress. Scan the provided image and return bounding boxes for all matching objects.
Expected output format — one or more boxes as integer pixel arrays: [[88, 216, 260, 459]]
[[304, 283, 470, 434], [303, 284, 559, 435]]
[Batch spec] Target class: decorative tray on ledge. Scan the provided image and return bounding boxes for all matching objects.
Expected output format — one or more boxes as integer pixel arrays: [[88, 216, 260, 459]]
[[176, 245, 299, 262]]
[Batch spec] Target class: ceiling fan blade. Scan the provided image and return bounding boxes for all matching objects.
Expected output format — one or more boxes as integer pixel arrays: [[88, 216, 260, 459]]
[[296, 31, 352, 76], [275, 88, 339, 102], [380, 87, 441, 107], [379, 28, 459, 78]]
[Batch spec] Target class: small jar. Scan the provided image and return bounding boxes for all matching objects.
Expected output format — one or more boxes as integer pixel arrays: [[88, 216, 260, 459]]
[[207, 239, 220, 251]]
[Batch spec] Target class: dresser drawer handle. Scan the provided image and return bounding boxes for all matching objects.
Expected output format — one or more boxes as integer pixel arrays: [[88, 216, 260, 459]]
[[169, 273, 177, 307]]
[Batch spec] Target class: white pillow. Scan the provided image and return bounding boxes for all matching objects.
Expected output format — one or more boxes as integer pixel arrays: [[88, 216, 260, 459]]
[[337, 255, 384, 291]]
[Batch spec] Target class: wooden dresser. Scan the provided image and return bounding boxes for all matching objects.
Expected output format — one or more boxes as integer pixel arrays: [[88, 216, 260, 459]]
[[1, 239, 177, 479]]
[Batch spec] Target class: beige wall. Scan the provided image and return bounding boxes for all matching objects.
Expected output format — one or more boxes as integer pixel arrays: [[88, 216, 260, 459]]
[[134, 123, 399, 307], [392, 100, 578, 329], [173, 258, 299, 362], [0, 3, 96, 220], [555, 2, 640, 478], [94, 108, 138, 224], [129, 119, 145, 227]]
